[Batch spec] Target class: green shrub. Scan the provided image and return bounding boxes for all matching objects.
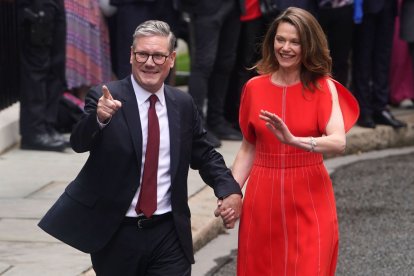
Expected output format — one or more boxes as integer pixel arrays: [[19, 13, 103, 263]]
[[175, 53, 190, 86]]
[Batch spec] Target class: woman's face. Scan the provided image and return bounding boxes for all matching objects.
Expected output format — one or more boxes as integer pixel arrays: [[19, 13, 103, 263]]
[[274, 22, 302, 72]]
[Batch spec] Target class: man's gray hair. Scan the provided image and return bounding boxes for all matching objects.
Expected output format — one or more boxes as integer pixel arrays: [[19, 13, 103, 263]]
[[132, 20, 176, 52]]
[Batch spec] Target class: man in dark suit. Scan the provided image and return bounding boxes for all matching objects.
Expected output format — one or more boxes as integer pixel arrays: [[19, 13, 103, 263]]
[[38, 20, 242, 275], [177, 0, 244, 147], [352, 0, 407, 128], [18, 0, 68, 151]]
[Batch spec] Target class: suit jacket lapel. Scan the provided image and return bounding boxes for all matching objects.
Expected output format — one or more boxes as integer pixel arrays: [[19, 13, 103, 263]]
[[165, 86, 181, 183], [118, 77, 143, 165]]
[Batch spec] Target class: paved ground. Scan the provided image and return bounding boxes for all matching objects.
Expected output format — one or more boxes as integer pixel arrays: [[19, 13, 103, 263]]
[[203, 147, 414, 276], [334, 151, 414, 276]]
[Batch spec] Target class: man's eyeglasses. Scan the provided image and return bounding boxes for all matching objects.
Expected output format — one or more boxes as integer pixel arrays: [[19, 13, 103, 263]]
[[133, 52, 170, 65]]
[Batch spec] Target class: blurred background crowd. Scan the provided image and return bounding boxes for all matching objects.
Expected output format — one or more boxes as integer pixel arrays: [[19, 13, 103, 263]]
[[0, 0, 413, 151]]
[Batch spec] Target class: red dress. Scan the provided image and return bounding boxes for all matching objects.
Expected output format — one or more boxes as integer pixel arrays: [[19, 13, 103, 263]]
[[237, 75, 359, 276]]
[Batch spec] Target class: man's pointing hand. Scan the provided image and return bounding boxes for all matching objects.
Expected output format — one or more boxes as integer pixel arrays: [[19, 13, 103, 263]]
[[97, 85, 122, 123]]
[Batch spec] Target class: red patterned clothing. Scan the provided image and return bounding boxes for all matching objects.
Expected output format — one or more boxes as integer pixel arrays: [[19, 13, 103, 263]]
[[65, 0, 112, 89]]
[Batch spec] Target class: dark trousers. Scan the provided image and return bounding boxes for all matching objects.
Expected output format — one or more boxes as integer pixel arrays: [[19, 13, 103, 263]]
[[187, 0, 240, 125], [225, 17, 267, 126], [318, 5, 354, 87], [18, 0, 66, 138], [91, 217, 190, 276], [112, 0, 184, 79], [409, 43, 414, 80], [352, 3, 395, 116]]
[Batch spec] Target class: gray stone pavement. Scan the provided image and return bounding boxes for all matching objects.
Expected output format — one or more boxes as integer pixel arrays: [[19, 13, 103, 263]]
[[0, 105, 413, 275]]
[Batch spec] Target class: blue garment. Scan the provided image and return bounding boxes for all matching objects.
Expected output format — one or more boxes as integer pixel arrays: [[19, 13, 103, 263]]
[[354, 0, 363, 23]]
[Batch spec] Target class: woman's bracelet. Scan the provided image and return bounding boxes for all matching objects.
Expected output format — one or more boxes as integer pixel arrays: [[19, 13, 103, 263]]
[[309, 136, 317, 152]]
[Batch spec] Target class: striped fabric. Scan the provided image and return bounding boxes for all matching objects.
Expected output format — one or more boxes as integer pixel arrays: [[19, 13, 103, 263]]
[[65, 0, 112, 89]]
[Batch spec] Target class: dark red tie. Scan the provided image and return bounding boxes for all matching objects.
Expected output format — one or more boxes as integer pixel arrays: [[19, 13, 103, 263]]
[[136, 94, 159, 217]]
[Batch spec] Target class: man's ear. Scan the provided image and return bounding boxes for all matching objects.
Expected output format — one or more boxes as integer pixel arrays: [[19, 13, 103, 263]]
[[170, 51, 177, 68], [130, 46, 134, 65]]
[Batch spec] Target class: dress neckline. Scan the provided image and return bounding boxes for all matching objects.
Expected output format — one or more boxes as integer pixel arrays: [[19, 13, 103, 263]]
[[268, 74, 301, 88]]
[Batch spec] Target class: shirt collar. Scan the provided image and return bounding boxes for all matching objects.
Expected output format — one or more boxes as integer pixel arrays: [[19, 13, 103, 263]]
[[130, 75, 166, 107]]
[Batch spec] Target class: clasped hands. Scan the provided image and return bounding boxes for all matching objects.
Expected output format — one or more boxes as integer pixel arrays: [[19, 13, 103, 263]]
[[214, 194, 242, 229]]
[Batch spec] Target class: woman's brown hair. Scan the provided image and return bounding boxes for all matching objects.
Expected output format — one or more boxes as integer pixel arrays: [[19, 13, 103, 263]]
[[255, 7, 332, 90]]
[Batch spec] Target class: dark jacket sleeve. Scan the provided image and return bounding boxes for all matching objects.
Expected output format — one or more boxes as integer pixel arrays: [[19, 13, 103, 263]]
[[70, 86, 104, 153]]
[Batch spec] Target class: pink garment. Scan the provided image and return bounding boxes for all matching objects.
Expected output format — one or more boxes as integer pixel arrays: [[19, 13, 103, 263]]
[[389, 3, 414, 104]]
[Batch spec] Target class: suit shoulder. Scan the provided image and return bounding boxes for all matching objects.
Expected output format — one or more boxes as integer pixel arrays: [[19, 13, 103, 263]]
[[106, 78, 129, 91], [165, 85, 193, 102]]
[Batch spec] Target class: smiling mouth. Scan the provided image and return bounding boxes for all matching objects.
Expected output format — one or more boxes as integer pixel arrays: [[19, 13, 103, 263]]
[[279, 53, 294, 59], [142, 70, 159, 74]]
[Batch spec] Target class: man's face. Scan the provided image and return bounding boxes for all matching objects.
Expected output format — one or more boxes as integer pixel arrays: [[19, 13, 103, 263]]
[[130, 35, 176, 93]]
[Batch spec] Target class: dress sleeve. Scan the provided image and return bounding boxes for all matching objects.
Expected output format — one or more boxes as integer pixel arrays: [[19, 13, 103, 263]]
[[239, 83, 256, 144], [318, 78, 360, 134]]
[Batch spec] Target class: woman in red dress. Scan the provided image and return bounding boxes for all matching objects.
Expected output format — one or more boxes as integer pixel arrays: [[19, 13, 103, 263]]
[[220, 7, 359, 275]]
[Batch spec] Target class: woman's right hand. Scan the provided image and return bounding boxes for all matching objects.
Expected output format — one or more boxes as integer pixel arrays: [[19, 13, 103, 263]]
[[259, 110, 297, 145]]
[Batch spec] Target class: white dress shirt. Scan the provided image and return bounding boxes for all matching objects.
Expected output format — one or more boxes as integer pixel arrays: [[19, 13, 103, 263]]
[[125, 75, 172, 217]]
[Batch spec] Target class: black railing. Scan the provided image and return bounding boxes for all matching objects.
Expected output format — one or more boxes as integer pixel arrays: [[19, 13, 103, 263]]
[[0, 0, 19, 111]]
